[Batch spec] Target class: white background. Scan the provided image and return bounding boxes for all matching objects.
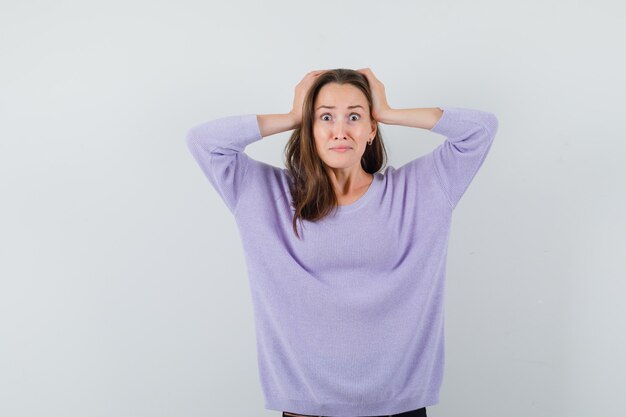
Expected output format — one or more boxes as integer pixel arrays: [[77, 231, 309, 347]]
[[1, 1, 625, 416]]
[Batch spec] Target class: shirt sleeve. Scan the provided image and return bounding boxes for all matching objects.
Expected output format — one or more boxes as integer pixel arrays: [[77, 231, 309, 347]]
[[185, 113, 262, 215], [429, 106, 499, 209]]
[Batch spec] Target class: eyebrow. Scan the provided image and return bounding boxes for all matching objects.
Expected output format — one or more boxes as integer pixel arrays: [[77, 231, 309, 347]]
[[315, 105, 365, 111]]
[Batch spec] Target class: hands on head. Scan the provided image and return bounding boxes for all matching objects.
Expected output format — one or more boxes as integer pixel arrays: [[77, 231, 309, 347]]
[[355, 68, 392, 122], [289, 70, 326, 123], [289, 68, 392, 127]]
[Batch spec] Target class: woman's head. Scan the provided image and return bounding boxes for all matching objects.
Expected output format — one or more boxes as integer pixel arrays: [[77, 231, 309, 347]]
[[312, 82, 376, 172], [284, 68, 388, 239]]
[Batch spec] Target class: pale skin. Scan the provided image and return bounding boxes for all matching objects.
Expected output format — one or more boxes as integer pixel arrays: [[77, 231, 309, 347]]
[[256, 68, 444, 205]]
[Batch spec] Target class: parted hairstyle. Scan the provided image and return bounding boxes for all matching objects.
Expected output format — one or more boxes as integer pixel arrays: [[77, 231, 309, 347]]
[[284, 68, 388, 240]]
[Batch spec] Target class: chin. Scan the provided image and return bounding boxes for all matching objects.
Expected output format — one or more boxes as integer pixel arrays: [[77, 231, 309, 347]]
[[322, 160, 357, 169]]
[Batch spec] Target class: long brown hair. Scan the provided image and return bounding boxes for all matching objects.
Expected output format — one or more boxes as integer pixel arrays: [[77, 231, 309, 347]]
[[284, 68, 388, 239]]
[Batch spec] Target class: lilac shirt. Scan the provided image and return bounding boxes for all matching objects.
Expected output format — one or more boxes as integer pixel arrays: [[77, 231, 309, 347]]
[[186, 106, 498, 417]]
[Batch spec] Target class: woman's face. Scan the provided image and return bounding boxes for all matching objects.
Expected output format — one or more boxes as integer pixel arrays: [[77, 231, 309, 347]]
[[312, 82, 376, 171]]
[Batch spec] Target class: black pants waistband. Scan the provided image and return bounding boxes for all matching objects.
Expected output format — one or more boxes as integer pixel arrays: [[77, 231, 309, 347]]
[[282, 406, 427, 417]]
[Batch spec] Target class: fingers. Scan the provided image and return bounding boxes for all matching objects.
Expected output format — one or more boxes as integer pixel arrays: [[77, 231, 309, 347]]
[[357, 68, 384, 89], [357, 68, 377, 84], [307, 70, 326, 78], [299, 68, 378, 86], [304, 68, 374, 82], [356, 68, 376, 79], [297, 70, 326, 86]]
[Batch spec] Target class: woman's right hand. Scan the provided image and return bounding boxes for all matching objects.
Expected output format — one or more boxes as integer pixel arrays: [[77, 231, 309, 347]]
[[289, 70, 327, 127]]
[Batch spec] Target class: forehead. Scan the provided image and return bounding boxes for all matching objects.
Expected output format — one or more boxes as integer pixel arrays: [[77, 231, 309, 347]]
[[314, 83, 367, 108]]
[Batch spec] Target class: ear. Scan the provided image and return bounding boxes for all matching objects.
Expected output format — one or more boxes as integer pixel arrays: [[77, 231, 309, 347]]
[[370, 119, 377, 137]]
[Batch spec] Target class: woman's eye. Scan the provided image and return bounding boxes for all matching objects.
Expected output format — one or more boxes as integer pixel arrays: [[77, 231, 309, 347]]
[[320, 113, 360, 121]]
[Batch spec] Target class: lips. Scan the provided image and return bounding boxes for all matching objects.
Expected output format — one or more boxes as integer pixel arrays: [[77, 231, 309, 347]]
[[330, 146, 352, 150]]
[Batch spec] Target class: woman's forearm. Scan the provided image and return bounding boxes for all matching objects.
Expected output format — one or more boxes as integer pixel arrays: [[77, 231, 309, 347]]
[[256, 112, 300, 138], [378, 107, 444, 130], [255, 108, 443, 136]]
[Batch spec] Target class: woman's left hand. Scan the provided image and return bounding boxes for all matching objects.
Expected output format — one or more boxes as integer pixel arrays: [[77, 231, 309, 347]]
[[356, 68, 392, 122]]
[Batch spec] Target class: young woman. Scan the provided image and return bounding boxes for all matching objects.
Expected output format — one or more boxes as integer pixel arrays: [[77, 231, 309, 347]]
[[186, 68, 498, 417]]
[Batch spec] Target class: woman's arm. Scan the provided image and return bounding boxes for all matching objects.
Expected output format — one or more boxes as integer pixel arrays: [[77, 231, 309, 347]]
[[256, 112, 300, 137], [186, 71, 323, 215], [186, 114, 262, 215], [377, 107, 444, 130], [354, 69, 443, 130], [354, 69, 498, 209], [256, 70, 327, 137], [427, 106, 499, 209]]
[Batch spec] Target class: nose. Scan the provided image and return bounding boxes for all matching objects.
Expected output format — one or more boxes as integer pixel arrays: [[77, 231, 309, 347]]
[[333, 120, 348, 140]]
